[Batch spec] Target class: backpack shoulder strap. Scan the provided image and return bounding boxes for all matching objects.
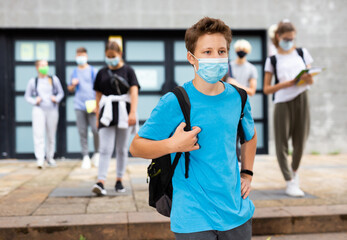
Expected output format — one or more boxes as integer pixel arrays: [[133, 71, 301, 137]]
[[296, 48, 306, 66], [72, 68, 78, 79], [34, 77, 38, 96], [270, 55, 278, 84], [228, 62, 233, 78], [229, 84, 247, 144], [90, 66, 95, 81], [270, 55, 278, 101], [49, 75, 57, 95], [171, 86, 191, 178]]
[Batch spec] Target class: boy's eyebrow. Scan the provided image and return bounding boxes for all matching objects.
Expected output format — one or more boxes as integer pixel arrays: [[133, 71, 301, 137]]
[[200, 46, 227, 51]]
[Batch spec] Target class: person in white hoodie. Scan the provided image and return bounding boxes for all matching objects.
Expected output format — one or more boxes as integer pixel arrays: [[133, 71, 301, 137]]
[[92, 41, 140, 196], [24, 60, 64, 168]]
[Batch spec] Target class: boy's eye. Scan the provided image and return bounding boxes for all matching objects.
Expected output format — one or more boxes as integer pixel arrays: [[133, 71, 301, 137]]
[[219, 50, 226, 54], [203, 51, 211, 54]]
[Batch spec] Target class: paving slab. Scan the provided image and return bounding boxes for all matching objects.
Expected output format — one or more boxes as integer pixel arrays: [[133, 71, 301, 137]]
[[252, 232, 347, 240], [0, 154, 346, 239]]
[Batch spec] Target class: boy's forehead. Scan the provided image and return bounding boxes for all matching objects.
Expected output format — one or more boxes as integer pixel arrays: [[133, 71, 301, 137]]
[[76, 52, 87, 56], [195, 33, 228, 50]]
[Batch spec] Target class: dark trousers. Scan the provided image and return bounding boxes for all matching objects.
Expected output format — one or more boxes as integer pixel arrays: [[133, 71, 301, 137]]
[[174, 219, 252, 240], [274, 91, 310, 181]]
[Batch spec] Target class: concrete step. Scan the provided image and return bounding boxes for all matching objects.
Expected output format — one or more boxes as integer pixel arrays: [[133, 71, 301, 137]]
[[253, 232, 347, 240], [0, 205, 346, 240]]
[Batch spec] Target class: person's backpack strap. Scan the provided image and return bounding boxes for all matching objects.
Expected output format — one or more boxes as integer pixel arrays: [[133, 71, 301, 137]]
[[34, 77, 38, 97], [269, 55, 278, 101], [49, 75, 58, 96], [171, 86, 191, 178], [296, 48, 306, 66], [228, 62, 233, 78], [90, 66, 95, 81], [229, 84, 247, 144]]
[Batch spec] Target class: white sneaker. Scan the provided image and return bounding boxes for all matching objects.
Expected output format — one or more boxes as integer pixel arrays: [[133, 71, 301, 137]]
[[91, 153, 100, 168], [290, 169, 300, 186], [286, 180, 305, 197], [47, 159, 57, 167], [37, 159, 45, 169], [292, 170, 299, 185], [81, 155, 91, 169]]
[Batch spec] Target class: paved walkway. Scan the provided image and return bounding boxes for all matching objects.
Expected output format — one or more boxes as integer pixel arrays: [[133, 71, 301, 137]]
[[0, 154, 346, 239]]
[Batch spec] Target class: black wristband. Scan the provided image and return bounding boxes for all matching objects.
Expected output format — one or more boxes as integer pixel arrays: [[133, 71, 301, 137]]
[[241, 169, 253, 176]]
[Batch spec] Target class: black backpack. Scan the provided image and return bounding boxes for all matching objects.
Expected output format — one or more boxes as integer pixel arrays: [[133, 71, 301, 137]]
[[270, 48, 306, 100], [33, 75, 58, 97], [147, 84, 248, 217]]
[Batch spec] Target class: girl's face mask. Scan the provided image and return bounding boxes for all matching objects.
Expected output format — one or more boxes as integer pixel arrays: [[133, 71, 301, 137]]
[[189, 52, 229, 84], [279, 39, 294, 51], [105, 56, 120, 67], [38, 66, 49, 75]]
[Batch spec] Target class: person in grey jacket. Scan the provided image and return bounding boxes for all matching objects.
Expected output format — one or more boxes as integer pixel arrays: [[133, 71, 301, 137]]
[[24, 60, 64, 168]]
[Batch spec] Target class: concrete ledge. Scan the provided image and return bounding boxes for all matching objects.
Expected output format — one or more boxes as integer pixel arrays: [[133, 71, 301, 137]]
[[0, 205, 346, 240]]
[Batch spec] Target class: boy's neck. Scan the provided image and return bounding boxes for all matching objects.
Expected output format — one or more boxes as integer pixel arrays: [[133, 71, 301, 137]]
[[236, 57, 247, 65], [78, 63, 89, 69], [192, 77, 225, 96]]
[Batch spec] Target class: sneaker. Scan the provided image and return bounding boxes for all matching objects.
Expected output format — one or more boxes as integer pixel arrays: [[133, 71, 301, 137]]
[[92, 182, 107, 196], [292, 170, 299, 185], [47, 159, 57, 167], [91, 152, 100, 167], [115, 180, 126, 193], [37, 159, 45, 169], [286, 180, 305, 197], [81, 155, 91, 169]]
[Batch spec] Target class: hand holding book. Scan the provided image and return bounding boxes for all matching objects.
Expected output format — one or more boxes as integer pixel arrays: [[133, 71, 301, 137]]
[[295, 67, 325, 85]]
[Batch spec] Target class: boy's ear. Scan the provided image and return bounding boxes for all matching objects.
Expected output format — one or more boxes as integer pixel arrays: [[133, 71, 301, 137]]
[[187, 52, 196, 66]]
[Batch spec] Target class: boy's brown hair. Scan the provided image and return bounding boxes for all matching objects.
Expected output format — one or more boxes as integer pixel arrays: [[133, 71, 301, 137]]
[[185, 17, 232, 54], [76, 47, 87, 54], [274, 21, 296, 48]]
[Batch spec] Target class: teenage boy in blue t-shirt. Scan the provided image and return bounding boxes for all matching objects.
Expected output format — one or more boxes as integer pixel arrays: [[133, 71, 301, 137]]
[[130, 17, 257, 240], [68, 47, 99, 169]]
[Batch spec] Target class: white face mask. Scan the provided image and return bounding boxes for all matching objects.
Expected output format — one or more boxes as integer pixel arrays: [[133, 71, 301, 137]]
[[76, 56, 88, 65], [189, 52, 229, 84]]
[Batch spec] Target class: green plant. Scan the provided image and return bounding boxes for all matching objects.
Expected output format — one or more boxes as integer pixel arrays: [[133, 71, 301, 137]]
[[311, 151, 320, 155], [80, 235, 86, 240], [328, 150, 340, 155]]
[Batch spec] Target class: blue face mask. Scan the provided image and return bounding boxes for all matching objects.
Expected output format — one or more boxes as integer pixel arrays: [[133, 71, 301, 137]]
[[279, 39, 294, 51], [105, 56, 120, 67], [190, 52, 229, 84], [76, 56, 87, 66]]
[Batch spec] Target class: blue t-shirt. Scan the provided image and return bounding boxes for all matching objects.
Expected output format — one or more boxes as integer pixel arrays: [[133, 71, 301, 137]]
[[138, 80, 255, 233], [70, 65, 97, 111]]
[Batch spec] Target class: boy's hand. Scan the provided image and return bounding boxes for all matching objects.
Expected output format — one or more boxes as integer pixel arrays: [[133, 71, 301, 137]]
[[241, 174, 252, 199], [72, 78, 79, 86], [170, 122, 201, 153]]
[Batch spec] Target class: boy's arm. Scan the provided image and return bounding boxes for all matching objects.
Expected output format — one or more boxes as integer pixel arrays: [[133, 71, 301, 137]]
[[130, 123, 201, 159], [240, 128, 257, 199]]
